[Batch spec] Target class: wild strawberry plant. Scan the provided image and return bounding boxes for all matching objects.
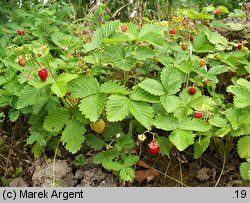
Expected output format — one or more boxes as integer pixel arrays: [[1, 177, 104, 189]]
[[0, 3, 250, 182]]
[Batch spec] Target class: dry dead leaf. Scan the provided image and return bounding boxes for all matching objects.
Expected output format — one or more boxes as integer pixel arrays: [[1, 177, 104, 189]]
[[135, 160, 160, 183], [137, 160, 150, 169], [135, 168, 159, 184], [177, 154, 188, 164]]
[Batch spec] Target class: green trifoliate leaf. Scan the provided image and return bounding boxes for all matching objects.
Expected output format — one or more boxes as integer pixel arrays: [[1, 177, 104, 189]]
[[228, 9, 247, 18], [152, 114, 179, 131], [193, 31, 206, 49], [225, 108, 241, 130], [194, 136, 211, 159], [52, 73, 78, 98], [84, 21, 120, 52], [67, 77, 100, 98], [209, 116, 228, 128], [17, 85, 40, 109], [227, 85, 250, 108], [169, 129, 195, 151], [157, 136, 171, 157], [79, 93, 106, 122], [85, 134, 105, 151], [61, 118, 86, 154], [57, 73, 78, 82], [238, 136, 250, 159], [133, 46, 156, 60], [8, 109, 20, 122], [119, 167, 135, 182], [104, 161, 123, 171], [138, 24, 164, 38], [179, 118, 211, 132], [141, 32, 166, 47], [93, 150, 119, 164], [208, 65, 229, 75], [240, 162, 250, 181], [124, 155, 139, 167], [43, 108, 70, 132], [114, 133, 134, 151], [139, 79, 165, 96], [160, 67, 182, 94], [102, 45, 137, 71], [128, 100, 153, 130], [160, 95, 181, 113], [100, 81, 129, 95], [130, 86, 160, 103], [72, 154, 88, 166], [51, 81, 67, 97], [106, 95, 130, 122]]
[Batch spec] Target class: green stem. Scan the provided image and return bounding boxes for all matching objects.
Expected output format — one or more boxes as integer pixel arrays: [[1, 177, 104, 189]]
[[185, 72, 190, 88], [185, 41, 193, 88], [44, 56, 56, 80], [123, 70, 129, 86], [31, 55, 43, 69]]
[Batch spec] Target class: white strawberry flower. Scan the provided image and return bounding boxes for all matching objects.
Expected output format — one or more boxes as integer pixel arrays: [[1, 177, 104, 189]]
[[138, 134, 146, 142]]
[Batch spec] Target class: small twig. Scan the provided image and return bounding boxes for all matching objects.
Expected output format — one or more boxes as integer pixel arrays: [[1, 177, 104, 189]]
[[111, 2, 130, 19], [178, 158, 183, 186], [164, 157, 172, 178], [4, 139, 13, 177], [0, 164, 5, 171], [0, 153, 7, 161], [138, 0, 144, 27], [182, 151, 221, 171]]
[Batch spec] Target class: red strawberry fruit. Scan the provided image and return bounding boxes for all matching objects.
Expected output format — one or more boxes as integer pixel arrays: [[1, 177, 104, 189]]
[[181, 43, 188, 51], [148, 141, 160, 155], [190, 35, 194, 42], [121, 25, 127, 33], [189, 87, 196, 95], [199, 60, 205, 67], [169, 29, 175, 35], [203, 79, 209, 86], [18, 58, 26, 66], [194, 112, 203, 119], [215, 10, 220, 16], [17, 30, 23, 35], [38, 68, 48, 81], [237, 43, 242, 50]]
